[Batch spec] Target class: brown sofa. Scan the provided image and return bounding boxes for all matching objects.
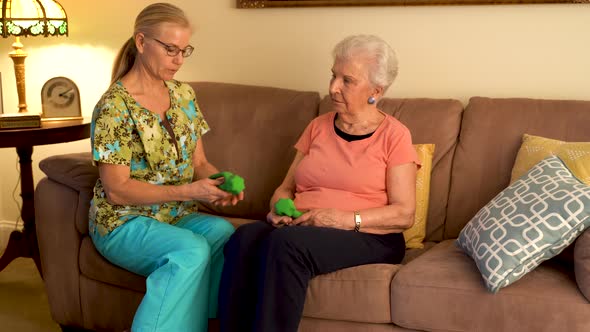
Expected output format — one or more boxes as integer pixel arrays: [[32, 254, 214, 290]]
[[35, 82, 590, 332]]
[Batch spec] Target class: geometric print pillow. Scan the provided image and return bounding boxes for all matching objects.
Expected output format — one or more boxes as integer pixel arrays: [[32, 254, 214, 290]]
[[456, 155, 590, 293]]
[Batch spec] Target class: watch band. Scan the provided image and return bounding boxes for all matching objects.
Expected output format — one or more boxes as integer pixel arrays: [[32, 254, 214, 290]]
[[353, 211, 361, 232]]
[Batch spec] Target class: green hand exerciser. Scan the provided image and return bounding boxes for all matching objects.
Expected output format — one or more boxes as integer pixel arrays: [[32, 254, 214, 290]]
[[274, 198, 303, 218], [209, 171, 245, 195]]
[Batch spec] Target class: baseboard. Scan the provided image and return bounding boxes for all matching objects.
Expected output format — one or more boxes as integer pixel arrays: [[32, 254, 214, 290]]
[[0, 220, 23, 254]]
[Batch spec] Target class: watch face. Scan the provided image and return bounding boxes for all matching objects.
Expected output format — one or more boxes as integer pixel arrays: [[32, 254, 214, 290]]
[[41, 77, 82, 119]]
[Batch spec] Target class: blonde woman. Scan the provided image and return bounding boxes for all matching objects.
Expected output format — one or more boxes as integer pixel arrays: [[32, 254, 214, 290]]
[[89, 3, 243, 331]]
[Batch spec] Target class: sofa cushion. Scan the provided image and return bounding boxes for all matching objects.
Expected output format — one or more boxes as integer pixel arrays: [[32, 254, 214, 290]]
[[401, 241, 437, 265], [78, 215, 259, 293], [511, 134, 590, 185], [303, 264, 401, 323], [299, 317, 418, 332], [574, 229, 590, 302], [77, 210, 258, 294], [81, 229, 403, 325], [391, 240, 590, 332], [320, 96, 463, 243], [457, 156, 590, 293], [403, 144, 434, 249], [190, 82, 320, 221], [79, 236, 146, 293], [446, 97, 590, 239]]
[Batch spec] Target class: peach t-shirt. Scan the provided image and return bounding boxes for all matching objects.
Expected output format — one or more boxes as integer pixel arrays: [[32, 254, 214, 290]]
[[293, 111, 419, 211]]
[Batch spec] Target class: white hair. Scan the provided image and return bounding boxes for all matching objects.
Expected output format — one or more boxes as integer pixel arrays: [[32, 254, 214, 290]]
[[332, 35, 398, 92]]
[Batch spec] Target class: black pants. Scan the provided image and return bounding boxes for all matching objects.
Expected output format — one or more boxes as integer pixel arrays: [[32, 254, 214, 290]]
[[218, 221, 405, 332]]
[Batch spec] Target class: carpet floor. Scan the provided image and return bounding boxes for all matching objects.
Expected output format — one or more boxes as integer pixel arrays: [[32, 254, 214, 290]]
[[0, 258, 61, 332]]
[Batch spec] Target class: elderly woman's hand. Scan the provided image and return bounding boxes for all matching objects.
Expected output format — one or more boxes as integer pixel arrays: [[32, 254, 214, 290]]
[[292, 208, 350, 230], [266, 211, 293, 228]]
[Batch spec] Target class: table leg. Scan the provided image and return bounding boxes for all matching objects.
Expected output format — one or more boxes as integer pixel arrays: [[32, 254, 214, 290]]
[[0, 146, 42, 277]]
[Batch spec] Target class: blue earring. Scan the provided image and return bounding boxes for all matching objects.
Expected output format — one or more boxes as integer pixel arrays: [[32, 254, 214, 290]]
[[368, 96, 376, 105]]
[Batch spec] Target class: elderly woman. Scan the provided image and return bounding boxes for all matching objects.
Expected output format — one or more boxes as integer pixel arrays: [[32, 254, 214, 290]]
[[218, 35, 419, 332]]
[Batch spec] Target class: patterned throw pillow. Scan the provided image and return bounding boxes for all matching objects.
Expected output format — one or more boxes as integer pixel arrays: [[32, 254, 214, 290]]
[[456, 155, 590, 293], [404, 144, 435, 249], [511, 134, 590, 185]]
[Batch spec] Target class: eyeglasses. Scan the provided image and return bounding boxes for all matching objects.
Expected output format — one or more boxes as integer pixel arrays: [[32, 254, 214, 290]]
[[148, 37, 194, 58]]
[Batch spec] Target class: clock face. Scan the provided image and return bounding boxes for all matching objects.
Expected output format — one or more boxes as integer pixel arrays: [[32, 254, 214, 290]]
[[41, 77, 82, 120]]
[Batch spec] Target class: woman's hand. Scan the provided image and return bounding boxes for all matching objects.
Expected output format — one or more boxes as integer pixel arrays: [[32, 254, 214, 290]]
[[266, 211, 293, 228], [212, 190, 245, 207], [291, 208, 351, 230], [187, 177, 234, 204]]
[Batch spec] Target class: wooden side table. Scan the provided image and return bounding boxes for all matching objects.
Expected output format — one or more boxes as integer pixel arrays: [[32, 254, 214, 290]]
[[0, 118, 91, 276]]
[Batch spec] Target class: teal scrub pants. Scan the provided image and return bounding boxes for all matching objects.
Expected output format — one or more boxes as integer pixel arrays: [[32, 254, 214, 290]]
[[90, 213, 234, 332]]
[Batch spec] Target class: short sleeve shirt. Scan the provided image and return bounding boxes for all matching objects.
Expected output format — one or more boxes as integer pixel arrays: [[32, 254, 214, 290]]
[[293, 111, 419, 211], [89, 80, 209, 235]]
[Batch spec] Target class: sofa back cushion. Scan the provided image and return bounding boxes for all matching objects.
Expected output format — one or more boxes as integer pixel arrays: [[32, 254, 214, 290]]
[[190, 82, 321, 220], [319, 96, 464, 242], [446, 97, 590, 239]]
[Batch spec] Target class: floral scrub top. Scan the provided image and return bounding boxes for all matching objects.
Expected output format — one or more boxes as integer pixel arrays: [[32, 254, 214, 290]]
[[89, 80, 209, 236]]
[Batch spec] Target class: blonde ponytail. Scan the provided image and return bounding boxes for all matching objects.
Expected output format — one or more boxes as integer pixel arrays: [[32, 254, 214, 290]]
[[111, 38, 137, 85]]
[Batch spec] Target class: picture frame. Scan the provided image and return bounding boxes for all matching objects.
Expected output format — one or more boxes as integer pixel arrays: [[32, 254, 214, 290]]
[[237, 0, 588, 7]]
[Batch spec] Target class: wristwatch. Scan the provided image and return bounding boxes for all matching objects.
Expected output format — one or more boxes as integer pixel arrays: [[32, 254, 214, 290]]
[[353, 211, 362, 232]]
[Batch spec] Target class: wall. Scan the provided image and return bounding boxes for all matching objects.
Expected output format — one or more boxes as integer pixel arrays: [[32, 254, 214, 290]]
[[0, 0, 589, 222]]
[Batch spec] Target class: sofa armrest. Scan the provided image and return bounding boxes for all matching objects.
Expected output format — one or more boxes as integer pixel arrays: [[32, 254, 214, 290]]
[[39, 152, 98, 192], [39, 152, 98, 235], [35, 152, 98, 327], [574, 229, 590, 302], [35, 177, 86, 327]]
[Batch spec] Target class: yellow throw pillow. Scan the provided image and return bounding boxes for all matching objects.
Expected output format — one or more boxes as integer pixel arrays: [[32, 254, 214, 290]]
[[404, 144, 435, 249], [511, 134, 590, 185]]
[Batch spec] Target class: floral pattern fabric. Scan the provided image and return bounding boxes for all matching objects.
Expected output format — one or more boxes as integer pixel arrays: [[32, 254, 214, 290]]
[[89, 80, 210, 236]]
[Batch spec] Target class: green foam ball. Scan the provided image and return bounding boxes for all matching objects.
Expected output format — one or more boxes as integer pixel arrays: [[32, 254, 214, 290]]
[[209, 171, 245, 195], [274, 198, 302, 218]]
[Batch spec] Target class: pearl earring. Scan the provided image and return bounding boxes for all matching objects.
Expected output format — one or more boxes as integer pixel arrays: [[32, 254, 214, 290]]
[[368, 96, 376, 105]]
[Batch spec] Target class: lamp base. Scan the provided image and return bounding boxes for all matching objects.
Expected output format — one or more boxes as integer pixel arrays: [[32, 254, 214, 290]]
[[0, 113, 41, 130]]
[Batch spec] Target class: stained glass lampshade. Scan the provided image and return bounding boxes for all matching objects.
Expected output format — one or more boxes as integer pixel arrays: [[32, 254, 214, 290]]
[[0, 0, 68, 115]]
